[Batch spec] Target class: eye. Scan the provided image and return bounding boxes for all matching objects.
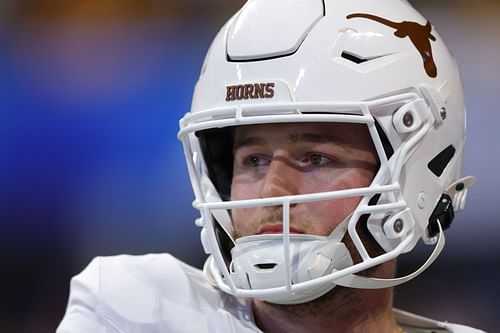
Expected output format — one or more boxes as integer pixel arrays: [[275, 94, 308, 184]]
[[305, 152, 332, 166], [310, 153, 322, 165], [246, 155, 270, 168]]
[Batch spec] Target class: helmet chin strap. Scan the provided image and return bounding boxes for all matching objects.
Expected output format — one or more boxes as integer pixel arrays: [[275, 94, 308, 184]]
[[204, 216, 445, 304], [335, 221, 445, 289]]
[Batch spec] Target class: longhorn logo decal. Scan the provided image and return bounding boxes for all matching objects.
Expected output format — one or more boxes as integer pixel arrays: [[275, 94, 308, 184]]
[[347, 13, 437, 78]]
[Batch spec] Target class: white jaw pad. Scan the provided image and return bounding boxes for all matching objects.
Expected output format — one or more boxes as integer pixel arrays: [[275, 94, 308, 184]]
[[230, 234, 353, 290]]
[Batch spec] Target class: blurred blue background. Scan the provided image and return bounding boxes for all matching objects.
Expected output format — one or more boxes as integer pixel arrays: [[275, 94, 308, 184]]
[[0, 1, 498, 332]]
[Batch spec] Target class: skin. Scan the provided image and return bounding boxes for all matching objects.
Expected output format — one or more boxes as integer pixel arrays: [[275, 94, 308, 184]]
[[230, 122, 400, 333]]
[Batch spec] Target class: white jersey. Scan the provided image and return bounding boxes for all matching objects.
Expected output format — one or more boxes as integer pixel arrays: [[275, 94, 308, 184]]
[[57, 254, 486, 333]]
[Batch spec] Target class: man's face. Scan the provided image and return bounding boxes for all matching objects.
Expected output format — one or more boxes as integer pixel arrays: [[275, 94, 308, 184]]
[[230, 122, 379, 238]]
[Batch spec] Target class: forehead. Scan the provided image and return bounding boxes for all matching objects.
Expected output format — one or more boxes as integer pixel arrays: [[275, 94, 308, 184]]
[[233, 122, 373, 148]]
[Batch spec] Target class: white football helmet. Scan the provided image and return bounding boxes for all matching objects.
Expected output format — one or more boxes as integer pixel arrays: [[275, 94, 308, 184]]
[[178, 0, 474, 304]]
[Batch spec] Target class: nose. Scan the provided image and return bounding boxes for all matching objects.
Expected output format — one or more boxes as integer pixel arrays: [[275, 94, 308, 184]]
[[259, 154, 299, 199]]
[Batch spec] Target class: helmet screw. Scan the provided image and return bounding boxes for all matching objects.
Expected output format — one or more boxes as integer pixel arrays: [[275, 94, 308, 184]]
[[403, 112, 414, 127], [440, 107, 447, 120], [393, 219, 404, 233]]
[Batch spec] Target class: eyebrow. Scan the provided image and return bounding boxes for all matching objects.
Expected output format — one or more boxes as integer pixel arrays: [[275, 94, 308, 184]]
[[233, 132, 347, 151], [233, 136, 266, 152], [289, 132, 346, 145]]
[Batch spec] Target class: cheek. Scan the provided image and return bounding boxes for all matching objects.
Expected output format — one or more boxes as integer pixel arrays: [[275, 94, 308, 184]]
[[300, 169, 373, 235], [304, 196, 362, 235], [230, 180, 261, 235], [300, 167, 375, 195], [231, 207, 253, 227], [331, 168, 375, 191], [231, 177, 270, 238], [231, 177, 260, 200]]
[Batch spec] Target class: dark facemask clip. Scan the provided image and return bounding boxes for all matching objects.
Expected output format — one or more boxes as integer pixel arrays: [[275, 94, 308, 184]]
[[427, 194, 454, 237]]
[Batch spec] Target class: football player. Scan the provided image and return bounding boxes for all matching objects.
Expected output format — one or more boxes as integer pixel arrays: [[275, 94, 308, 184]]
[[58, 0, 484, 332]]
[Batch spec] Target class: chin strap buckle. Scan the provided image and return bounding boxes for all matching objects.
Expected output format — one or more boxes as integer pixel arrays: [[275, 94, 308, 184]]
[[427, 194, 454, 238], [427, 175, 476, 238]]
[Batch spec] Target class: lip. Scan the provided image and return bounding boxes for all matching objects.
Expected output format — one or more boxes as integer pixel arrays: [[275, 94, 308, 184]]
[[256, 223, 305, 235]]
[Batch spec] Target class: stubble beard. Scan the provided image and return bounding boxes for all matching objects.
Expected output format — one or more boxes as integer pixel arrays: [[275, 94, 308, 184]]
[[253, 234, 389, 325], [233, 207, 392, 324], [231, 207, 313, 239], [248, 215, 390, 326]]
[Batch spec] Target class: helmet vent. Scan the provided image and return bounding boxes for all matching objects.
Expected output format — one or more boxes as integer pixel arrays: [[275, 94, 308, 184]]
[[255, 263, 278, 270], [226, 0, 325, 61], [341, 51, 392, 65], [428, 145, 456, 177], [341, 51, 369, 64]]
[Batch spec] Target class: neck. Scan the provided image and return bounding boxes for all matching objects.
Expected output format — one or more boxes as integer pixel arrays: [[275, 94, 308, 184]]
[[252, 286, 399, 333]]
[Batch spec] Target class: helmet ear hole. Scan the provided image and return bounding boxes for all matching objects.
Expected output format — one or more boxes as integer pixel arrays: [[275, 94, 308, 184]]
[[427, 145, 456, 177]]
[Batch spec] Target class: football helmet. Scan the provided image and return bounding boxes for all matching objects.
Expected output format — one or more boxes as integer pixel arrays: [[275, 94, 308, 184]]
[[178, 0, 474, 304]]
